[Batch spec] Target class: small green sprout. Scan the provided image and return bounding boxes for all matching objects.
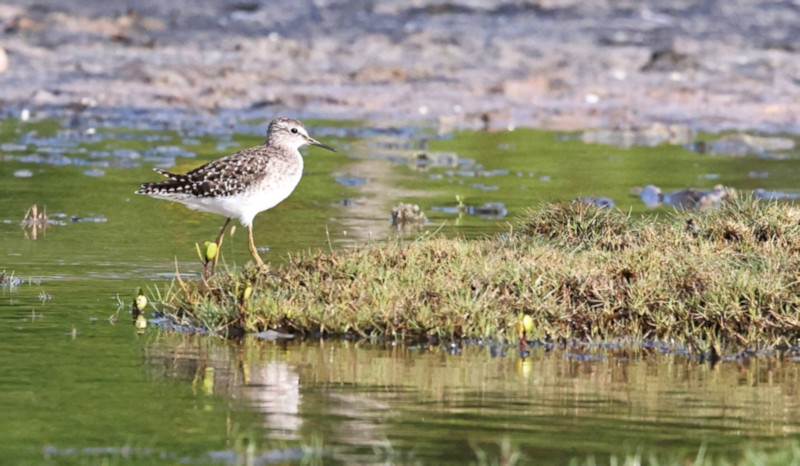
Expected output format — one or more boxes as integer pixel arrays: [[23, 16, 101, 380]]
[[135, 293, 148, 312], [517, 314, 534, 341], [196, 241, 218, 263], [522, 315, 534, 334], [242, 282, 253, 301], [455, 194, 465, 210], [204, 242, 218, 261]]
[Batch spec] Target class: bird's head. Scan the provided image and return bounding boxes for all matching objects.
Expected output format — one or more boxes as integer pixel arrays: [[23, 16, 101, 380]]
[[266, 117, 336, 152]]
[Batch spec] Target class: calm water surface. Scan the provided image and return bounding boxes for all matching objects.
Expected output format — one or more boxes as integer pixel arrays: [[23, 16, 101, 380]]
[[2, 113, 800, 464]]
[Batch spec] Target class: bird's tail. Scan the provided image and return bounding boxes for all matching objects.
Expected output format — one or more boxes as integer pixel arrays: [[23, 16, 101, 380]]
[[155, 168, 184, 180], [135, 168, 189, 195]]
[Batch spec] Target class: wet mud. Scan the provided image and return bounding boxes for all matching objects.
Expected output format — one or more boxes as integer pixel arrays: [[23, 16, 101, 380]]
[[1, 0, 799, 133]]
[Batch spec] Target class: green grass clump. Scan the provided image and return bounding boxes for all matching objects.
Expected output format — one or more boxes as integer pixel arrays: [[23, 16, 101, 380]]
[[158, 197, 800, 353], [519, 201, 638, 251]]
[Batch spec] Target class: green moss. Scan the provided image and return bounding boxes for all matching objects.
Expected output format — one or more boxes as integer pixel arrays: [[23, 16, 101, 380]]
[[156, 197, 800, 353]]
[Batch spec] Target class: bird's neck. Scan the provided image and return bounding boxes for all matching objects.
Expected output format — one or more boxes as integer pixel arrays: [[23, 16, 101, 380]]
[[266, 137, 299, 149], [266, 141, 303, 162]]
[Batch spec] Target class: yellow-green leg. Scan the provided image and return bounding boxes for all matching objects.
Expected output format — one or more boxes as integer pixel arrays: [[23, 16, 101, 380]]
[[248, 224, 265, 268]]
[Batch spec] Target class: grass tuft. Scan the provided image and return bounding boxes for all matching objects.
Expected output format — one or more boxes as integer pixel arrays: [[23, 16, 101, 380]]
[[519, 201, 637, 251], [155, 197, 800, 353]]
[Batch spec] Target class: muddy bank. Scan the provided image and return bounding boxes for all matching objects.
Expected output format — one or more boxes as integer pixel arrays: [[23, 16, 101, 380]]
[[1, 0, 799, 133]]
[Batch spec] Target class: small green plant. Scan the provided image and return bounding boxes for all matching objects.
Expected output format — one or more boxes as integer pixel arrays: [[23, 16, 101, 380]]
[[456, 194, 466, 211], [131, 288, 148, 330], [196, 240, 221, 280], [516, 314, 535, 352]]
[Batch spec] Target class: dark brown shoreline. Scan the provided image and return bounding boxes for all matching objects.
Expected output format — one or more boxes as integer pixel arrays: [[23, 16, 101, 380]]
[[1, 0, 799, 133]]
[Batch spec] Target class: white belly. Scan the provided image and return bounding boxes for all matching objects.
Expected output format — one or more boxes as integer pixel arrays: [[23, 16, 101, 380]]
[[156, 164, 304, 227]]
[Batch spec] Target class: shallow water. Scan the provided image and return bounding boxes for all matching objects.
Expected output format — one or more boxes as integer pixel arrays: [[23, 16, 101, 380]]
[[145, 338, 800, 464], [2, 113, 800, 463]]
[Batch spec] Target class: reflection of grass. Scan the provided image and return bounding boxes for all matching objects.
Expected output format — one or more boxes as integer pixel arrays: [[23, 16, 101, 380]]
[[32, 436, 800, 465], [577, 442, 800, 466], [38, 439, 323, 465], [473, 437, 523, 466], [157, 197, 800, 354], [146, 334, 800, 464]]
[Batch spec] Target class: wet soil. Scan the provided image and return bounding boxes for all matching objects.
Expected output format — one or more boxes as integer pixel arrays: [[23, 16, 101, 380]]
[[1, 0, 799, 133]]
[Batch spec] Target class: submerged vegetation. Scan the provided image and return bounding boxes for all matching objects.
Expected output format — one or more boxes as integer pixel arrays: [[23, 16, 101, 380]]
[[156, 197, 800, 353]]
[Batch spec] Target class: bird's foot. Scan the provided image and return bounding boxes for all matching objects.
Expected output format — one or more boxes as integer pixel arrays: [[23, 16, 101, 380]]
[[254, 255, 266, 269]]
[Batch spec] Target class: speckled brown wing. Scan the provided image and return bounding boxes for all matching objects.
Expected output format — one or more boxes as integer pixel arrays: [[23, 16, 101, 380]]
[[137, 146, 273, 198]]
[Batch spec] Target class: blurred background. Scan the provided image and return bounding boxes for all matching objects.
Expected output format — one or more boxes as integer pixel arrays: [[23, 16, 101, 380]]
[[1, 0, 799, 132]]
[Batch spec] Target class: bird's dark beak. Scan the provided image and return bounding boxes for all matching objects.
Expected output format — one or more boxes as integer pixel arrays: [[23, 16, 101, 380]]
[[307, 136, 336, 152]]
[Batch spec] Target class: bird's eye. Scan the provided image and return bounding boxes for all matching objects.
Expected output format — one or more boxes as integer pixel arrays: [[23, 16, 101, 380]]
[[291, 128, 298, 134]]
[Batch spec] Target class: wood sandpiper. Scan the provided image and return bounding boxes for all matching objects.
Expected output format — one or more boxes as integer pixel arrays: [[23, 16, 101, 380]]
[[136, 117, 336, 267]]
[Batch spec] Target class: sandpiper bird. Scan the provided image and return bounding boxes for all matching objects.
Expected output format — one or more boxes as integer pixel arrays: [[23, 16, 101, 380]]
[[136, 117, 335, 267]]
